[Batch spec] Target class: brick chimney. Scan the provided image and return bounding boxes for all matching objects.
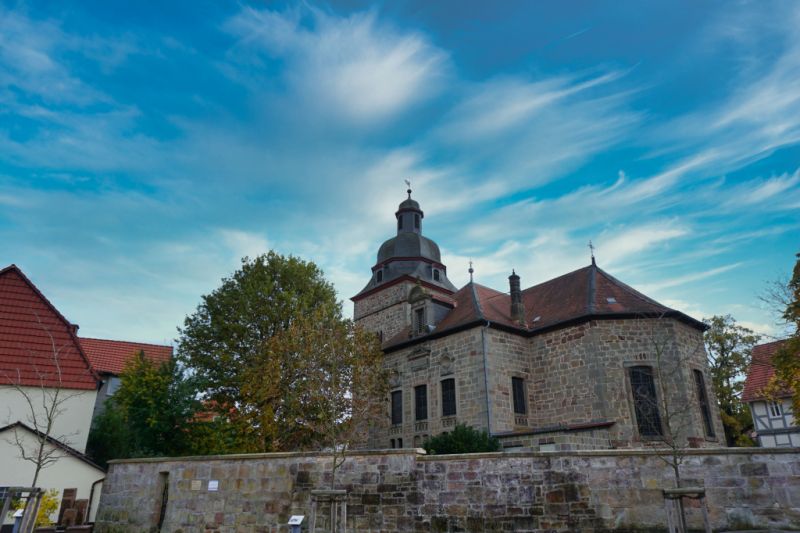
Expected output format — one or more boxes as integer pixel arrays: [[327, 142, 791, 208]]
[[509, 270, 525, 325]]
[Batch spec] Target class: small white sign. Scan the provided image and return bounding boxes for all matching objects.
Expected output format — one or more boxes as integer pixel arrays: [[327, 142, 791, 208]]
[[208, 480, 219, 492], [288, 515, 304, 525]]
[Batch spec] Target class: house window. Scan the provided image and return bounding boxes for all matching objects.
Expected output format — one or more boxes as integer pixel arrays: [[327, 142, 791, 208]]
[[433, 269, 440, 281], [391, 390, 403, 425], [629, 366, 662, 438], [415, 307, 426, 335], [512, 377, 526, 415], [693, 370, 715, 438], [768, 401, 783, 418], [441, 378, 456, 417], [414, 214, 420, 229], [376, 269, 383, 283], [415, 385, 428, 421], [106, 376, 122, 396]]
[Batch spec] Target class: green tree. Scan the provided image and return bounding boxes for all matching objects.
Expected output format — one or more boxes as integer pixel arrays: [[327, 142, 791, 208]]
[[703, 315, 760, 446], [87, 352, 204, 466], [177, 252, 340, 421], [423, 423, 500, 455], [770, 251, 800, 414], [240, 310, 388, 470]]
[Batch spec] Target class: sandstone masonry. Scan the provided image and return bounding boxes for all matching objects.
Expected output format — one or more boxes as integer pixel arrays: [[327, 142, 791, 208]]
[[95, 448, 800, 532]]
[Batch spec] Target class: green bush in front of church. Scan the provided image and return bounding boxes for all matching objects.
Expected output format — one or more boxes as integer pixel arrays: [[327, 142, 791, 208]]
[[423, 423, 500, 455]]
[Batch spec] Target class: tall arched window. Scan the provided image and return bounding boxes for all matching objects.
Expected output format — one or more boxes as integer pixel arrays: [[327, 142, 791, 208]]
[[629, 366, 662, 437]]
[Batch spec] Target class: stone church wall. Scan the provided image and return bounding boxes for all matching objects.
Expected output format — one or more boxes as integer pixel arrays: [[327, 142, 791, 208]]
[[95, 447, 800, 532], [374, 328, 489, 449]]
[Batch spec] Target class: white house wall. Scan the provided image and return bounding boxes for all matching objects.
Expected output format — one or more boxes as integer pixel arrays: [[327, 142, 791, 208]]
[[0, 385, 97, 453], [750, 399, 800, 447], [0, 428, 105, 522]]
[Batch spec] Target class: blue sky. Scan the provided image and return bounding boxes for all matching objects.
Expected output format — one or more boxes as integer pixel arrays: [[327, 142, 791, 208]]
[[1, 1, 798, 344]]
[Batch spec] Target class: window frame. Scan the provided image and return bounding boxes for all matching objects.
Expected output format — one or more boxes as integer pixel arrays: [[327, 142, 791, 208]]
[[414, 307, 426, 335], [512, 376, 527, 415], [415, 384, 428, 421], [628, 365, 663, 438], [768, 401, 783, 418], [441, 378, 457, 417], [692, 369, 715, 438], [391, 390, 403, 426]]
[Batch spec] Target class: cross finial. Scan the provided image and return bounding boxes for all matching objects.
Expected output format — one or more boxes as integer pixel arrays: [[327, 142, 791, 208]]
[[468, 260, 474, 282], [588, 240, 596, 266], [404, 179, 412, 198]]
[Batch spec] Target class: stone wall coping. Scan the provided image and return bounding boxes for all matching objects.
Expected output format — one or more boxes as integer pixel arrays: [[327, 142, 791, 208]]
[[107, 448, 429, 465], [418, 447, 800, 461], [107, 446, 799, 465]]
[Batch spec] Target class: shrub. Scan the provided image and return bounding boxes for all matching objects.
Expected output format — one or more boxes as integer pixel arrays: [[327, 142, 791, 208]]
[[423, 423, 500, 455]]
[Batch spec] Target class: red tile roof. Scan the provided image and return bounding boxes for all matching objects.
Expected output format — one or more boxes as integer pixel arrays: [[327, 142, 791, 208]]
[[0, 265, 99, 390], [383, 262, 702, 351], [79, 337, 173, 376], [742, 339, 796, 402]]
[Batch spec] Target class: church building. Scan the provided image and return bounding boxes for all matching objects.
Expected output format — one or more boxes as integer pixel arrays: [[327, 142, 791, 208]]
[[352, 190, 724, 450]]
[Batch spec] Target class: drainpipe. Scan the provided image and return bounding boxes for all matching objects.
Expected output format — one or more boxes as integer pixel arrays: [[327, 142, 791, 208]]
[[87, 477, 104, 523], [481, 321, 493, 435]]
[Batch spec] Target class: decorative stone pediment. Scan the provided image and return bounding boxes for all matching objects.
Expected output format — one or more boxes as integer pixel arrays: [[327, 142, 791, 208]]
[[388, 369, 401, 388], [439, 350, 454, 376]]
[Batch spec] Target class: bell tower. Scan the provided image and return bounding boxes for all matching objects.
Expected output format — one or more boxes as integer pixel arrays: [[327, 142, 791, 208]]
[[352, 188, 456, 343]]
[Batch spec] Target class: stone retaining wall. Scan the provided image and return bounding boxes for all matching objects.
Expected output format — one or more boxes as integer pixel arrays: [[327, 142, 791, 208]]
[[95, 448, 800, 532]]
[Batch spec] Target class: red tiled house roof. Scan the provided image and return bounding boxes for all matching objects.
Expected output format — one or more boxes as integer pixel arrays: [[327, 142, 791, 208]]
[[79, 337, 172, 376], [742, 339, 796, 402], [384, 262, 703, 351], [0, 265, 99, 390]]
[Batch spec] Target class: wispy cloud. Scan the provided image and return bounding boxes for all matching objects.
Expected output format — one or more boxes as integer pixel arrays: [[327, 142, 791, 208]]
[[224, 6, 448, 124]]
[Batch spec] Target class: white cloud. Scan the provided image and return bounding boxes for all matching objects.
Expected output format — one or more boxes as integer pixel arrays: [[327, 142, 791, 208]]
[[225, 6, 448, 124], [639, 263, 743, 293], [219, 229, 270, 261]]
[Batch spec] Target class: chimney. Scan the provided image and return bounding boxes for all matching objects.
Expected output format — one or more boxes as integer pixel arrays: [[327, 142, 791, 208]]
[[509, 270, 525, 325]]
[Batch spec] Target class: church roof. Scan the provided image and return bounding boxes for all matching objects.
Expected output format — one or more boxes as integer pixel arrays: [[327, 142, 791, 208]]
[[383, 262, 705, 351], [0, 265, 99, 390], [79, 337, 173, 376], [377, 233, 442, 264], [742, 339, 796, 402]]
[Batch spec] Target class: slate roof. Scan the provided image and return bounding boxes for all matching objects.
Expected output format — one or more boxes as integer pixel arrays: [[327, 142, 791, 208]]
[[742, 339, 796, 402], [383, 262, 704, 351], [79, 337, 173, 376], [0, 265, 99, 390]]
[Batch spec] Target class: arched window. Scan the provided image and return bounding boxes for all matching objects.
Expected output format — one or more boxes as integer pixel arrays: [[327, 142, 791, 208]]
[[414, 214, 420, 229], [629, 366, 662, 437], [376, 269, 383, 283], [433, 269, 440, 281], [398, 216, 403, 230], [693, 370, 715, 438]]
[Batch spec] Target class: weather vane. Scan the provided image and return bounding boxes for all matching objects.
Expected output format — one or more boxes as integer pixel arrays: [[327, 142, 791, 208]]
[[468, 260, 474, 282], [588, 240, 596, 265], [404, 179, 412, 198]]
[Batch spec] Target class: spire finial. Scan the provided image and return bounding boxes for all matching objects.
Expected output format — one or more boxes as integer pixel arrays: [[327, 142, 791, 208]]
[[404, 178, 412, 199], [468, 260, 474, 282], [588, 240, 596, 266]]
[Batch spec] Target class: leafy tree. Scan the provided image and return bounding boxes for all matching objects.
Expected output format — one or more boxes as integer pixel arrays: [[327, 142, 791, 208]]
[[703, 315, 760, 446], [239, 310, 387, 479], [87, 352, 203, 466], [177, 252, 340, 420], [423, 423, 500, 455], [770, 251, 800, 414]]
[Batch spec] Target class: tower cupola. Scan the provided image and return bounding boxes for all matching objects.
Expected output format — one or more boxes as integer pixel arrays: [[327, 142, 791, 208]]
[[352, 187, 457, 300], [396, 187, 423, 234]]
